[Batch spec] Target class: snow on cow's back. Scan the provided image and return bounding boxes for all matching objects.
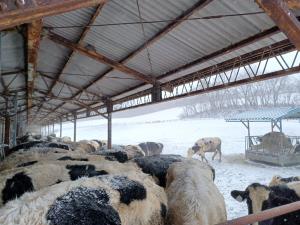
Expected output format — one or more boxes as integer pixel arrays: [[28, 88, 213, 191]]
[[0, 172, 167, 225], [0, 158, 143, 207]]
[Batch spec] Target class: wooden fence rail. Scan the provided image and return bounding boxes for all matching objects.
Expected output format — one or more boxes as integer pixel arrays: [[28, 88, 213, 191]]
[[217, 201, 300, 225]]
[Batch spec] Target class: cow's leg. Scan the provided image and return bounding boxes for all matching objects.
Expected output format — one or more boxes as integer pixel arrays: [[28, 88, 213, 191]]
[[212, 150, 218, 161], [200, 151, 208, 163], [217, 145, 222, 162]]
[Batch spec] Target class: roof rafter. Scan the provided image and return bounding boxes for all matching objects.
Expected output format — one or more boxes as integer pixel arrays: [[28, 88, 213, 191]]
[[256, 0, 300, 50], [108, 25, 285, 100], [0, 0, 107, 30], [61, 0, 214, 99], [41, 0, 214, 121], [48, 32, 157, 85]]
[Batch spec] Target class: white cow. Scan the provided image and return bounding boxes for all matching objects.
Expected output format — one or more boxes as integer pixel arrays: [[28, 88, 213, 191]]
[[70, 140, 101, 153], [166, 159, 227, 225], [187, 137, 222, 162]]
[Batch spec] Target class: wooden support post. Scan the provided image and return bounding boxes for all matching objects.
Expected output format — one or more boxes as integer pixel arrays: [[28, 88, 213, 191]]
[[52, 123, 54, 134], [279, 119, 283, 132], [107, 100, 113, 149], [152, 83, 162, 103], [27, 20, 42, 124], [59, 118, 62, 138], [0, 120, 3, 144], [12, 95, 18, 146], [247, 121, 251, 137], [73, 114, 77, 142], [4, 116, 10, 146], [1, 119, 4, 144]]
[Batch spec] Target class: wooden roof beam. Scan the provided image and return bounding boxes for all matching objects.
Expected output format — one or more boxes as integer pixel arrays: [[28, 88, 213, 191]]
[[27, 20, 42, 124], [285, 0, 300, 9], [48, 32, 157, 85], [0, 0, 107, 31], [256, 0, 300, 50]]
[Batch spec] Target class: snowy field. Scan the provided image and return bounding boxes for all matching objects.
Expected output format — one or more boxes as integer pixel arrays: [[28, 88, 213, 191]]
[[55, 107, 300, 219]]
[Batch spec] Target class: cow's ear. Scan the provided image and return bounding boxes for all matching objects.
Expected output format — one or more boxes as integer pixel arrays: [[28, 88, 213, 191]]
[[231, 190, 247, 202]]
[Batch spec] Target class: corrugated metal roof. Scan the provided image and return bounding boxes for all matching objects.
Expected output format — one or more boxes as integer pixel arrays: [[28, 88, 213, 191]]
[[125, 0, 276, 79], [87, 70, 143, 96], [37, 38, 71, 77], [43, 7, 96, 42], [82, 0, 200, 62], [1, 31, 24, 74], [2, 73, 25, 91], [226, 107, 300, 122], [159, 32, 288, 83], [35, 75, 51, 92], [1, 0, 299, 122], [61, 52, 109, 88]]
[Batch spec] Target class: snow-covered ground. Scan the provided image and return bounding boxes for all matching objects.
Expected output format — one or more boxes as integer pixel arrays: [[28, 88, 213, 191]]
[[55, 107, 300, 219]]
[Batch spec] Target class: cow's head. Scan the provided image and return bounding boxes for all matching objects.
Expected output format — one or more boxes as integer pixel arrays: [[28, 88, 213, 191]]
[[231, 183, 271, 225], [187, 144, 200, 158], [269, 175, 282, 186]]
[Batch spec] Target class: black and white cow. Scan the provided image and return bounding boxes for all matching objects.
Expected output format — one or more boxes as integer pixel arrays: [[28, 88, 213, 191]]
[[0, 173, 167, 225], [231, 182, 300, 225], [138, 142, 164, 156], [9, 141, 70, 153], [133, 154, 184, 187], [96, 146, 145, 163], [0, 160, 140, 206], [269, 175, 300, 186], [0, 150, 108, 171]]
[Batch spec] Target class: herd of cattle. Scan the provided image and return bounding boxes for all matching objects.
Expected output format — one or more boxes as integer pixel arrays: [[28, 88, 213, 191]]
[[0, 133, 299, 225]]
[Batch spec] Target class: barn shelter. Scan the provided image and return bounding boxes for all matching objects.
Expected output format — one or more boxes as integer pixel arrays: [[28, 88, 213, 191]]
[[0, 0, 300, 150], [226, 107, 300, 166]]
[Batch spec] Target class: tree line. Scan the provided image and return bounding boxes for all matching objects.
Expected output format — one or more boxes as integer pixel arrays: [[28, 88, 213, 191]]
[[180, 75, 300, 118]]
